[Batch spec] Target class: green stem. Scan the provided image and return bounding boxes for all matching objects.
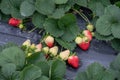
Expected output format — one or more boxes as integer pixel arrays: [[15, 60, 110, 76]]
[[80, 9, 91, 24], [28, 27, 37, 33], [72, 8, 91, 24], [38, 29, 44, 34]]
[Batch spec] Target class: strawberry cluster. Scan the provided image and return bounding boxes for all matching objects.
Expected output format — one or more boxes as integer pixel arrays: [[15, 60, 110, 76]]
[[22, 35, 80, 69], [75, 24, 94, 51], [44, 35, 80, 68], [22, 39, 42, 56], [21, 23, 94, 69]]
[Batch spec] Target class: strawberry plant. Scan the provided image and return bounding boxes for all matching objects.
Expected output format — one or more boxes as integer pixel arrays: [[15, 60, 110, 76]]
[[0, 44, 66, 80], [0, 0, 120, 79]]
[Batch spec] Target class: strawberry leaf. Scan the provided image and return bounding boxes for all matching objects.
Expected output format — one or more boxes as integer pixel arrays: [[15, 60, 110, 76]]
[[58, 13, 77, 27], [1, 63, 16, 78], [44, 18, 64, 37], [35, 61, 50, 77], [20, 65, 42, 80], [0, 0, 12, 14], [86, 62, 105, 79], [110, 54, 120, 80], [9, 0, 24, 8], [95, 32, 114, 41], [11, 7, 24, 19], [58, 13, 79, 42], [75, 0, 87, 7], [88, 0, 110, 16], [53, 0, 68, 4], [49, 8, 65, 19], [75, 72, 88, 80], [61, 24, 79, 42], [96, 5, 120, 38], [35, 76, 49, 80], [50, 59, 66, 80], [27, 52, 46, 64], [111, 39, 120, 52], [75, 63, 115, 80], [20, 0, 35, 17], [35, 0, 55, 15], [55, 38, 76, 51], [0, 47, 25, 70], [32, 12, 46, 28], [96, 15, 112, 36]]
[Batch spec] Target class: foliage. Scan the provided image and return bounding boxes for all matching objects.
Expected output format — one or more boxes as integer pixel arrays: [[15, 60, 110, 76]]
[[95, 5, 120, 51], [75, 62, 115, 80], [110, 53, 120, 80], [0, 44, 66, 80]]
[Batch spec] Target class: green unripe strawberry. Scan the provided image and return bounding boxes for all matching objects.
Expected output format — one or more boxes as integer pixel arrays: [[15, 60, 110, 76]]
[[87, 24, 94, 32]]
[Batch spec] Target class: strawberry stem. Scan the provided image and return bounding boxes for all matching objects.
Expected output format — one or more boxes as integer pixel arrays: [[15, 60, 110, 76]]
[[38, 29, 44, 34], [72, 8, 91, 24], [28, 27, 37, 33]]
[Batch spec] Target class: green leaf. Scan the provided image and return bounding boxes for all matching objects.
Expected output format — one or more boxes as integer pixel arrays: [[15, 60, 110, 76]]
[[53, 0, 68, 4], [75, 72, 88, 80], [88, 0, 110, 16], [58, 13, 77, 27], [44, 18, 64, 37], [111, 39, 120, 52], [102, 70, 115, 80], [111, 23, 120, 39], [55, 38, 76, 51], [57, 13, 79, 42], [35, 0, 55, 15], [20, 65, 42, 80], [11, 7, 24, 19], [27, 52, 46, 64], [110, 54, 120, 80], [36, 61, 50, 77], [115, 1, 120, 8], [96, 5, 120, 38], [104, 5, 120, 18], [75, 0, 87, 7], [75, 62, 115, 80], [0, 0, 12, 14], [20, 0, 35, 17], [0, 43, 17, 53], [96, 15, 112, 36], [86, 62, 105, 79], [0, 47, 25, 70], [95, 32, 114, 41], [58, 0, 75, 12], [9, 0, 24, 8], [61, 24, 79, 42], [50, 59, 66, 80], [1, 63, 16, 78], [50, 8, 65, 19], [35, 76, 49, 80], [32, 12, 46, 28]]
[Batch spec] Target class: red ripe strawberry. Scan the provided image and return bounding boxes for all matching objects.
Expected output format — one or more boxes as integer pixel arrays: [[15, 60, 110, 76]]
[[78, 42, 90, 51], [83, 30, 92, 41], [9, 18, 22, 27], [68, 55, 79, 68], [44, 36, 54, 48]]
